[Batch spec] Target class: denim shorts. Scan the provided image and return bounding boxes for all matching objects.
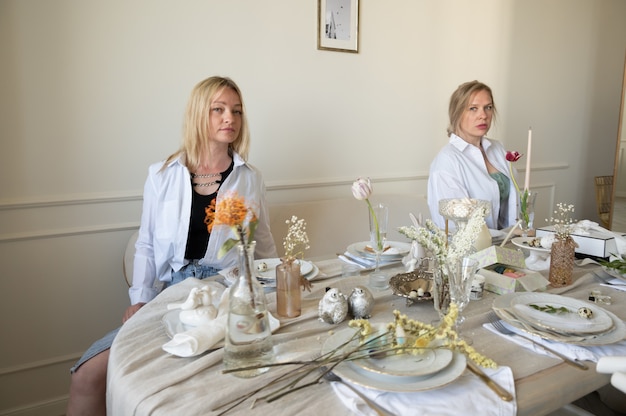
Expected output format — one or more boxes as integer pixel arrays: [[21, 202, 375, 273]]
[[70, 261, 221, 373]]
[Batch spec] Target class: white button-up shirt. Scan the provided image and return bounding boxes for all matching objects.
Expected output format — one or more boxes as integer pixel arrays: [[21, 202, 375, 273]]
[[427, 134, 518, 230], [129, 152, 277, 304]]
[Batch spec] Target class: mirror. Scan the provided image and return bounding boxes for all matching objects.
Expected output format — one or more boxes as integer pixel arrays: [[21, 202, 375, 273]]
[[611, 55, 626, 231]]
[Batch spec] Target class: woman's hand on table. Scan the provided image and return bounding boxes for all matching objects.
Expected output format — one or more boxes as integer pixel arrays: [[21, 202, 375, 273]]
[[123, 303, 146, 323]]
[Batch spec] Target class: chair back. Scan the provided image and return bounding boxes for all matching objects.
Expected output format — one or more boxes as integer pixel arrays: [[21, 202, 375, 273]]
[[123, 230, 139, 287], [594, 175, 613, 228]]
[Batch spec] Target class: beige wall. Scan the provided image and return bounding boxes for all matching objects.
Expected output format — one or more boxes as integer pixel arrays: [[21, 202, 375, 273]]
[[1, 0, 625, 414]]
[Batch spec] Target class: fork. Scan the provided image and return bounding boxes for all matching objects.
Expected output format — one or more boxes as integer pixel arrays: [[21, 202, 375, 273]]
[[320, 367, 392, 416], [488, 312, 588, 370]]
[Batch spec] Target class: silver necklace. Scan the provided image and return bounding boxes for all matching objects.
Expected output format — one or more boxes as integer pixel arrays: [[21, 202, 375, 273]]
[[193, 180, 219, 187], [191, 172, 221, 178]]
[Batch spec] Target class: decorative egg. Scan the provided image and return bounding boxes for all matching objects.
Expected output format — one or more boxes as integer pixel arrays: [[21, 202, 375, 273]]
[[540, 235, 555, 249], [257, 262, 268, 272], [578, 306, 593, 319]]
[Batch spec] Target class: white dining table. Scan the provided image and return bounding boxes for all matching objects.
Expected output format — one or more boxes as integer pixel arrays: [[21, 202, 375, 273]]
[[106, 258, 626, 416]]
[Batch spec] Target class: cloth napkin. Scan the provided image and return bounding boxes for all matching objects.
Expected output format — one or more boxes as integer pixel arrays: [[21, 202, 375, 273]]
[[162, 287, 230, 357], [484, 320, 626, 363], [339, 252, 399, 269], [331, 366, 516, 416], [597, 356, 626, 393]]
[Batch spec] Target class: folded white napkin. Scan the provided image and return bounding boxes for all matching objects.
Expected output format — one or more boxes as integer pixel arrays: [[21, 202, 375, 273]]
[[484, 320, 626, 363], [162, 316, 227, 357], [339, 253, 373, 269], [601, 282, 626, 292], [162, 287, 230, 357], [597, 356, 626, 393], [331, 366, 516, 416]]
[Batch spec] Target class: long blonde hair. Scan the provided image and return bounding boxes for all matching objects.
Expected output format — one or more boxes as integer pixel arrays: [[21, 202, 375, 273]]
[[163, 76, 250, 171], [447, 80, 497, 137]]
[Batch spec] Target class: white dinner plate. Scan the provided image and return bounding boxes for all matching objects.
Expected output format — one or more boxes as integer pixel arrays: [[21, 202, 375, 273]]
[[223, 263, 319, 288], [355, 347, 454, 379], [321, 327, 466, 392], [347, 241, 411, 260], [511, 237, 551, 253], [510, 293, 613, 335], [347, 324, 454, 378], [493, 293, 626, 346], [162, 310, 280, 341], [253, 258, 313, 279]]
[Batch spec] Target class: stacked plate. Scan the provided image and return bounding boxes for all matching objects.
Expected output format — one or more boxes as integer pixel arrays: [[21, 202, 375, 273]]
[[344, 241, 411, 267], [493, 292, 626, 346], [321, 326, 467, 392], [224, 258, 319, 288]]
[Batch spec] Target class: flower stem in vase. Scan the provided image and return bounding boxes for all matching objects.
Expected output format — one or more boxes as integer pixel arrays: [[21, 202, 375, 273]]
[[519, 190, 538, 237], [224, 241, 275, 378], [368, 202, 389, 290]]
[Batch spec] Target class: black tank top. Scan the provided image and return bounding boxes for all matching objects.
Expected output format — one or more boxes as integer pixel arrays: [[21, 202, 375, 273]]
[[184, 161, 234, 259]]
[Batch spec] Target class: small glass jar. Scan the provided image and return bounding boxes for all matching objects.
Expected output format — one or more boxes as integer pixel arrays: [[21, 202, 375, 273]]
[[276, 259, 302, 318]]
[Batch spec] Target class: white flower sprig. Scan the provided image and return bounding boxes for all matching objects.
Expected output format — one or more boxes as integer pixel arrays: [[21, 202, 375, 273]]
[[409, 204, 488, 266], [398, 225, 421, 241], [547, 203, 576, 239], [283, 215, 310, 261]]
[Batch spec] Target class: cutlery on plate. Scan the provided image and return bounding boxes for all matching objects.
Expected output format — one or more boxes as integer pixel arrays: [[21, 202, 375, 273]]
[[492, 307, 593, 343], [465, 360, 514, 402], [488, 313, 589, 370], [338, 252, 372, 268], [320, 367, 393, 416]]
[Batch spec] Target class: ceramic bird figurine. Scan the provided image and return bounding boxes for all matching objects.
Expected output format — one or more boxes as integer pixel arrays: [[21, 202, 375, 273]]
[[348, 286, 374, 319], [167, 285, 218, 327], [318, 287, 348, 324]]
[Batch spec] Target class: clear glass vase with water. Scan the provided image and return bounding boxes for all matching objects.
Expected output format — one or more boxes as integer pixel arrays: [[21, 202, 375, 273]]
[[223, 241, 275, 378]]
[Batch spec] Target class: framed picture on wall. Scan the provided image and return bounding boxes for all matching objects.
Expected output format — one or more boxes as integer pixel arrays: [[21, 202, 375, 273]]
[[317, 0, 359, 53]]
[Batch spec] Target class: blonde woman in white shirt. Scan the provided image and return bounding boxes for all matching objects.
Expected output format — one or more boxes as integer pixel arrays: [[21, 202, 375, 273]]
[[427, 80, 518, 230], [67, 76, 277, 415]]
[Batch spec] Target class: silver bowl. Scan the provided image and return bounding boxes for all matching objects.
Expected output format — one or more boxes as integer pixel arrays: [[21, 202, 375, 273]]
[[389, 268, 434, 306]]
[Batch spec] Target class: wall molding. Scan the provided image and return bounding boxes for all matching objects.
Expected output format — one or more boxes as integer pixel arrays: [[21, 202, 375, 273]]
[[0, 162, 569, 210], [0, 353, 80, 376], [0, 222, 140, 243]]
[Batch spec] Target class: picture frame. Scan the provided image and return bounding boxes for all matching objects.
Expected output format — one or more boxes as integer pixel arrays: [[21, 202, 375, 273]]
[[317, 0, 359, 53]]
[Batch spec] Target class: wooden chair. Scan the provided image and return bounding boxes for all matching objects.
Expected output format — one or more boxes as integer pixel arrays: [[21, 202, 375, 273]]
[[594, 175, 613, 229]]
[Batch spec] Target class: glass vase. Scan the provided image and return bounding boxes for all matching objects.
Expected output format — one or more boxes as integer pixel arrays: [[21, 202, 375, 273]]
[[276, 259, 301, 318], [432, 259, 451, 322], [223, 241, 275, 378], [368, 203, 389, 290], [438, 198, 491, 250], [519, 191, 538, 237], [548, 236, 575, 287], [445, 257, 478, 339]]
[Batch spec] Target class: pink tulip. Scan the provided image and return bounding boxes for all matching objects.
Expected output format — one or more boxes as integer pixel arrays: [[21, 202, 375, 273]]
[[351, 177, 372, 201]]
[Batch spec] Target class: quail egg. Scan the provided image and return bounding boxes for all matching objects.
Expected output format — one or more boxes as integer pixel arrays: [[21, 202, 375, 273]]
[[256, 262, 268, 272], [577, 306, 593, 319]]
